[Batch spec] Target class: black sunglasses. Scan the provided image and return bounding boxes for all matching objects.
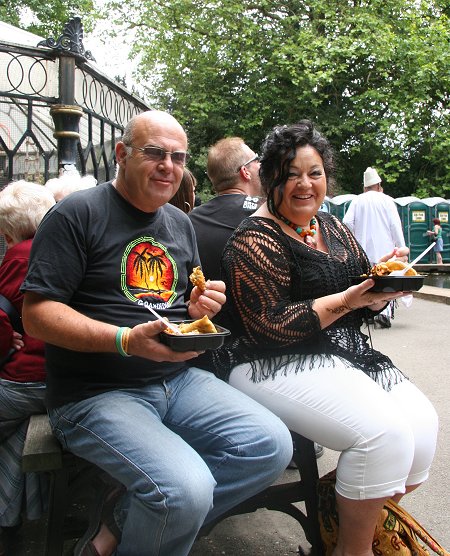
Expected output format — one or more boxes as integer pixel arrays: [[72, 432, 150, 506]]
[[236, 154, 259, 173], [127, 145, 189, 166]]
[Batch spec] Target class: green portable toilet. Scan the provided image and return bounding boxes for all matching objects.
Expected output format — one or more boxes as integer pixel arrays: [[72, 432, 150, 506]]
[[319, 196, 331, 214], [329, 194, 357, 222], [405, 200, 430, 262], [394, 196, 420, 234], [328, 198, 337, 218], [425, 198, 450, 263]]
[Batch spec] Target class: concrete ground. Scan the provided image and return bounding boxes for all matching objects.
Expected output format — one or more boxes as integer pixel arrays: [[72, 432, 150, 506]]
[[3, 292, 450, 555]]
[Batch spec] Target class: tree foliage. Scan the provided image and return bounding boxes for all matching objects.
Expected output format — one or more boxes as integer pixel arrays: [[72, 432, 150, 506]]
[[1, 0, 94, 37], [105, 0, 449, 198]]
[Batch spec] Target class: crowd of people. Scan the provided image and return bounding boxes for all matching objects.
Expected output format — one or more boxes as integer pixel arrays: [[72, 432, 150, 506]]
[[0, 111, 442, 556]]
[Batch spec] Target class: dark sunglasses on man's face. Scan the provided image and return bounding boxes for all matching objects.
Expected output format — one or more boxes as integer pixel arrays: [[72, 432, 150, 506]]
[[127, 145, 189, 166], [236, 154, 259, 173]]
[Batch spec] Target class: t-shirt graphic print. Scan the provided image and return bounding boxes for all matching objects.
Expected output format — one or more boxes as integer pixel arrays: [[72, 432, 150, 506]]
[[122, 236, 178, 306]]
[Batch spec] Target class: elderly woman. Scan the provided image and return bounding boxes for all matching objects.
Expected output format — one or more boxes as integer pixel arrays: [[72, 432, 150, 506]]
[[0, 181, 55, 546], [45, 168, 96, 202], [206, 121, 438, 556]]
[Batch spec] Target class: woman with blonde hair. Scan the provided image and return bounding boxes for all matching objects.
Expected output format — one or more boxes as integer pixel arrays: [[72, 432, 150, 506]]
[[45, 168, 96, 202]]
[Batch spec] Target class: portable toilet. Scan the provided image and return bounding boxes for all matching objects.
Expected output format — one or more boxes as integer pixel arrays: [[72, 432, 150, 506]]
[[319, 195, 331, 213], [424, 198, 450, 263], [329, 194, 357, 222], [405, 200, 431, 262], [394, 196, 420, 232]]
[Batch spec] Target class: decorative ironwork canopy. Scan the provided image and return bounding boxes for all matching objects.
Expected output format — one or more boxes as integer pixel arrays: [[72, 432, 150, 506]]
[[38, 17, 96, 61], [0, 17, 150, 189]]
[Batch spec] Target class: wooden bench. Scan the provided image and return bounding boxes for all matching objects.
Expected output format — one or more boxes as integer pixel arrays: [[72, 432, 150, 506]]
[[23, 414, 324, 555], [22, 414, 101, 556]]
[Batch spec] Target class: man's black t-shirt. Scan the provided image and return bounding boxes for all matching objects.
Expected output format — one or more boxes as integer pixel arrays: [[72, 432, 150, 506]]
[[188, 194, 264, 280], [22, 182, 200, 408]]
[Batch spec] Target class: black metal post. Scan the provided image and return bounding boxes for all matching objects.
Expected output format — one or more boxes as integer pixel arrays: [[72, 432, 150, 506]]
[[50, 104, 83, 170], [38, 17, 95, 173]]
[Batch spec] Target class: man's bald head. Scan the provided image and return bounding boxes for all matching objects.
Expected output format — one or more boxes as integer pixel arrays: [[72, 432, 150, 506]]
[[122, 111, 187, 148]]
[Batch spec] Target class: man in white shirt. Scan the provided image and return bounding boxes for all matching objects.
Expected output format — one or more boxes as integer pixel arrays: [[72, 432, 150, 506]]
[[343, 167, 406, 328]]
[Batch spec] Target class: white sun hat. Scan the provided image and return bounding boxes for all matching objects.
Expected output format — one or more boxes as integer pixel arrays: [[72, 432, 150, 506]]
[[363, 167, 382, 188]]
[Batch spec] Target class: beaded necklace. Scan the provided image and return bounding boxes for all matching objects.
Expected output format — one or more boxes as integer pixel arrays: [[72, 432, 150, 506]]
[[268, 198, 318, 247]]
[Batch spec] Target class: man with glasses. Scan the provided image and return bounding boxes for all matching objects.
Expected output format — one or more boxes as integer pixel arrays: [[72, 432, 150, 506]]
[[189, 137, 265, 280], [21, 111, 292, 556]]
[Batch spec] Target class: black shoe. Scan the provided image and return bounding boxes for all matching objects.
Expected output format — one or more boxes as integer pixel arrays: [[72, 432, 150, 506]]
[[314, 443, 324, 459], [74, 481, 124, 556], [375, 315, 391, 328], [0, 520, 22, 536]]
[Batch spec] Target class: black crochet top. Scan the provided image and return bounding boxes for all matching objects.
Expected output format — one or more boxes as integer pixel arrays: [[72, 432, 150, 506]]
[[202, 212, 405, 390]]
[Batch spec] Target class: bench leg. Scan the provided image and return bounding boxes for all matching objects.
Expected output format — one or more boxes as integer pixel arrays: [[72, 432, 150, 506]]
[[292, 433, 324, 556], [45, 467, 70, 556]]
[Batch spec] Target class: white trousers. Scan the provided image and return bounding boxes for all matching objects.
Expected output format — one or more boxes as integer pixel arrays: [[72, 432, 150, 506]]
[[229, 356, 438, 500]]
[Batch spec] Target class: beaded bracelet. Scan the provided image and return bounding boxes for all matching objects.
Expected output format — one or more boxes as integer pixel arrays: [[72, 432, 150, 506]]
[[116, 327, 132, 357]]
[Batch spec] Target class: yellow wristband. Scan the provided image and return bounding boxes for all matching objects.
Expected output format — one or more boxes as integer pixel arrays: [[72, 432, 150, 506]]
[[116, 327, 131, 357], [122, 327, 131, 355]]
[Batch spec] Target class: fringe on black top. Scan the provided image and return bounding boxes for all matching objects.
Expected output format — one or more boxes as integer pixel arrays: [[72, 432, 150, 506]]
[[198, 212, 406, 391]]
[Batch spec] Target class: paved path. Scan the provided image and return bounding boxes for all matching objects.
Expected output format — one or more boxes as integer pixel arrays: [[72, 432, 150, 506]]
[[3, 295, 450, 555]]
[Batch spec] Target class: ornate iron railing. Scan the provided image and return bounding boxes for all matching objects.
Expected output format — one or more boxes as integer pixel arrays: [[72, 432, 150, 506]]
[[0, 17, 150, 189]]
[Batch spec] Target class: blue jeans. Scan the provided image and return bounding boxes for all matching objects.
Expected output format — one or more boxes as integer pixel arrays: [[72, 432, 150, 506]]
[[49, 367, 292, 556]]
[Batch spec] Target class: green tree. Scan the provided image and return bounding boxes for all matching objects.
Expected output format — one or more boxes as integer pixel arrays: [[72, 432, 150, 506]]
[[0, 0, 94, 37], [105, 0, 449, 198]]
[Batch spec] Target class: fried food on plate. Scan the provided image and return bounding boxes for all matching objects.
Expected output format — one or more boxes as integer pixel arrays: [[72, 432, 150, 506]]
[[364, 260, 418, 277], [165, 315, 218, 335], [190, 266, 207, 292]]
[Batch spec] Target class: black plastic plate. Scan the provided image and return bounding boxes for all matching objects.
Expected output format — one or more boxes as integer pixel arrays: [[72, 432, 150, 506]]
[[350, 275, 425, 292], [160, 321, 231, 352]]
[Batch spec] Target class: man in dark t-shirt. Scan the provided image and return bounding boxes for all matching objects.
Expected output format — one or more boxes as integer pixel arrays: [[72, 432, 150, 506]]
[[21, 112, 292, 555], [189, 137, 265, 280]]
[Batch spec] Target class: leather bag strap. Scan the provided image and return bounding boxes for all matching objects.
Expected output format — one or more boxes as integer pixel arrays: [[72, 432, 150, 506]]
[[0, 293, 24, 334]]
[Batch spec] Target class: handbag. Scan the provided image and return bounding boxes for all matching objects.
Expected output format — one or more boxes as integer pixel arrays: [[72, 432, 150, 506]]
[[0, 293, 24, 367], [317, 470, 449, 556]]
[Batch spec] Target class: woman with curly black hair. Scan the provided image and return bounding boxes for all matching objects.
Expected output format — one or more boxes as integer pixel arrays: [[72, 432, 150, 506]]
[[206, 120, 439, 556]]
